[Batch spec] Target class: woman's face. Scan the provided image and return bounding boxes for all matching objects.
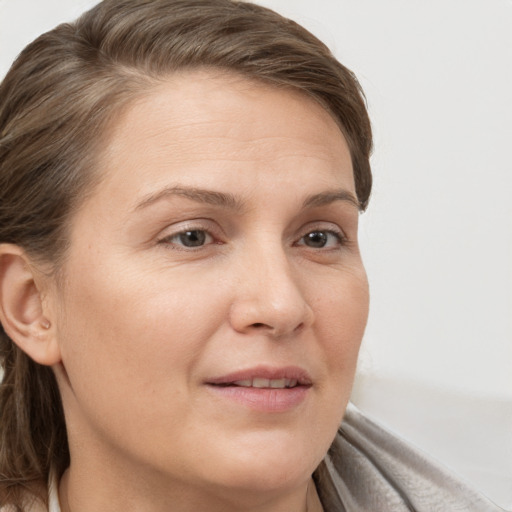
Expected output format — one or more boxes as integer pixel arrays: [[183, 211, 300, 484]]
[[50, 71, 369, 502]]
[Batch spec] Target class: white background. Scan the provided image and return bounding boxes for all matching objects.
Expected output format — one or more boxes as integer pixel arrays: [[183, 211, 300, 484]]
[[1, 0, 511, 508]]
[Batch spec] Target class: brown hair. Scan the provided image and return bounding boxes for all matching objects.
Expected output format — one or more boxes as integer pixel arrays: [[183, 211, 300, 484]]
[[0, 0, 372, 506]]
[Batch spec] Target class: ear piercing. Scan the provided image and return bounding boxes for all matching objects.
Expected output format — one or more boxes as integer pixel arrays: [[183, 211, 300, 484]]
[[41, 319, 51, 330]]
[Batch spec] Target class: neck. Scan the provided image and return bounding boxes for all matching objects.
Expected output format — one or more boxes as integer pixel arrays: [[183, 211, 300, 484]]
[[59, 463, 323, 512]]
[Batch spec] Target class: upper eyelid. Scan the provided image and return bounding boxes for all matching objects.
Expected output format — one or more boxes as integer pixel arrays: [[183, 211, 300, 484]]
[[297, 222, 347, 239], [295, 229, 345, 245], [157, 219, 220, 238], [158, 230, 215, 246], [165, 228, 213, 240], [157, 228, 218, 252]]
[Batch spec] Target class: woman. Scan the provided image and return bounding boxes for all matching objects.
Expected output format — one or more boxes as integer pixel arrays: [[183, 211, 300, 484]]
[[0, 1, 505, 511]]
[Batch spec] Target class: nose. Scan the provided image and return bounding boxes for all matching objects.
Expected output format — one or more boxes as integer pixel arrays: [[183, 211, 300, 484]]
[[228, 245, 315, 338]]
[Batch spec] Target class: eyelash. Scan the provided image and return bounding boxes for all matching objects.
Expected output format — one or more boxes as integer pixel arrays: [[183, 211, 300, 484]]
[[157, 225, 347, 251], [157, 227, 218, 251], [295, 229, 346, 250]]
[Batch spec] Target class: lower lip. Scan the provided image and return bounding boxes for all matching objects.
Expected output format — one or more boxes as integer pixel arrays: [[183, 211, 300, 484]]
[[206, 385, 310, 412]]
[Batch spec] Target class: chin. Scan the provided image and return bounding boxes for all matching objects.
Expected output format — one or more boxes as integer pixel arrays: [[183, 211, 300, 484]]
[[197, 432, 326, 494], [211, 461, 313, 496]]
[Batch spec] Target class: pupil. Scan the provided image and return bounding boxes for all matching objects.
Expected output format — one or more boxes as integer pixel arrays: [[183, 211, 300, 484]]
[[306, 231, 327, 248], [179, 230, 206, 247]]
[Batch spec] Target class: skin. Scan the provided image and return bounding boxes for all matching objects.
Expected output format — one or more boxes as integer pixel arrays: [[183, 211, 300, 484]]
[[41, 71, 370, 512]]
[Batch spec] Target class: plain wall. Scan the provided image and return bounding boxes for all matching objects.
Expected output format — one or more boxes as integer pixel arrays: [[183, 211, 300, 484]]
[[1, 0, 511, 507]]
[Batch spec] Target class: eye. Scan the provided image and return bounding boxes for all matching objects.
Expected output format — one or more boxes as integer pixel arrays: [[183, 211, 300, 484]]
[[160, 229, 214, 249], [297, 229, 344, 249]]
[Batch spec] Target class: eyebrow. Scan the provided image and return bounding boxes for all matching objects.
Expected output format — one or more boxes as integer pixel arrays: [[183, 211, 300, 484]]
[[134, 185, 242, 212], [302, 190, 360, 210], [133, 185, 360, 212]]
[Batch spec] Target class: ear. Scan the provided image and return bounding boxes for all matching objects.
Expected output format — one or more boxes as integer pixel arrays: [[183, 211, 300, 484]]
[[0, 244, 61, 366]]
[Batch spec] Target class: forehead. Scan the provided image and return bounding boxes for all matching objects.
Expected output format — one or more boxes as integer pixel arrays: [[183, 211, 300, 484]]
[[107, 70, 347, 151], [90, 70, 354, 208]]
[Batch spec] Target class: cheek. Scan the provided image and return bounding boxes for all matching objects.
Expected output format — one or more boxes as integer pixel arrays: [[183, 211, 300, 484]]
[[317, 267, 369, 377], [321, 265, 369, 330], [55, 257, 229, 406], [53, 263, 235, 464]]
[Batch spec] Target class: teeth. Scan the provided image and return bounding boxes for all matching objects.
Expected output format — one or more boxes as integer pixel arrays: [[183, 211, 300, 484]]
[[270, 378, 286, 388], [232, 378, 298, 388], [252, 378, 270, 388], [233, 379, 252, 387]]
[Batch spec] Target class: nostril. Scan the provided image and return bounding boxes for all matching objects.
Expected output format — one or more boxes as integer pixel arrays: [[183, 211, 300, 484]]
[[248, 321, 305, 336], [294, 322, 305, 333]]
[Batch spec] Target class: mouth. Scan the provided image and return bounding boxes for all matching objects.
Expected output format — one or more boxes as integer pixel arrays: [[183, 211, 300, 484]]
[[227, 378, 301, 389], [205, 366, 312, 388], [204, 366, 312, 412]]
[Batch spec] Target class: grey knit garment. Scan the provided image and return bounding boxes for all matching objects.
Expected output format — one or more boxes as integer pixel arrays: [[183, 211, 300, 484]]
[[315, 403, 507, 512]]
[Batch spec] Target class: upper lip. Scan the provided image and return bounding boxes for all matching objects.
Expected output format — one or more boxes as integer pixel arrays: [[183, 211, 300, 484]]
[[205, 365, 312, 386]]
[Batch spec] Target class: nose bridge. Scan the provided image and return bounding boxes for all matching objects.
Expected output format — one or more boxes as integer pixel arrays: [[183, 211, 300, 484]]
[[229, 238, 313, 336]]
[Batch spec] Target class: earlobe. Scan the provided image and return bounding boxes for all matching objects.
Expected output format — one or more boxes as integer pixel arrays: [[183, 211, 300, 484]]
[[0, 244, 61, 366]]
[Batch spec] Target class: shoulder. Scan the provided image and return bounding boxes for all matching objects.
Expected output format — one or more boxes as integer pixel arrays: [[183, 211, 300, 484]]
[[315, 403, 507, 512]]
